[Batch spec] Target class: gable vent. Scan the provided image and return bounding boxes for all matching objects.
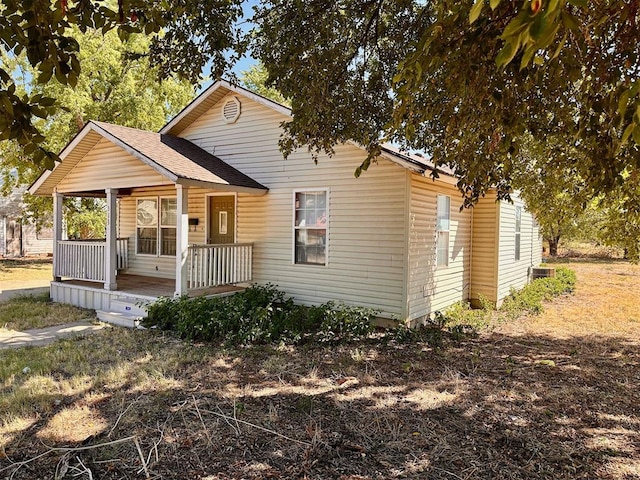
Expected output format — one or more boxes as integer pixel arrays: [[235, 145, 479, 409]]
[[222, 97, 241, 124]]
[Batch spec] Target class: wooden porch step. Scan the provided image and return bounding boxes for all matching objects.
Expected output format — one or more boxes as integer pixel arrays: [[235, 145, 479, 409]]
[[96, 310, 144, 329]]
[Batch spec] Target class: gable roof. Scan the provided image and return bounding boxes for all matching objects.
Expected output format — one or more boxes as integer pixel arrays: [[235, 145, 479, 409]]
[[162, 80, 458, 181], [30, 121, 268, 196]]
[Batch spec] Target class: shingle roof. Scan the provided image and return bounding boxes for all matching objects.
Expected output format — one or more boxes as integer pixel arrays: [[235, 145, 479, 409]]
[[91, 121, 267, 191]]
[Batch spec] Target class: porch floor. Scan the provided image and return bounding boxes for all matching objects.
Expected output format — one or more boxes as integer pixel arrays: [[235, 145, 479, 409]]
[[59, 274, 244, 299]]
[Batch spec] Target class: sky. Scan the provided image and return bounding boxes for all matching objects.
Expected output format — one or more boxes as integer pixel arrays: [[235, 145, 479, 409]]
[[201, 0, 259, 89]]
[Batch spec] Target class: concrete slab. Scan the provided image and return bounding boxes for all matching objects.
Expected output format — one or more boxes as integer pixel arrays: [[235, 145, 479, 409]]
[[0, 321, 106, 350], [0, 278, 51, 302]]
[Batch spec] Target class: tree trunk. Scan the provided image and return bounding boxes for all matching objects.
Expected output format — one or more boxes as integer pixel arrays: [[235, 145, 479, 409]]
[[548, 236, 560, 256]]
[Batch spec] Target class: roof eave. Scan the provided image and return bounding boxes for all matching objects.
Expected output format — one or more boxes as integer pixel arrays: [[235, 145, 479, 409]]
[[176, 178, 268, 195]]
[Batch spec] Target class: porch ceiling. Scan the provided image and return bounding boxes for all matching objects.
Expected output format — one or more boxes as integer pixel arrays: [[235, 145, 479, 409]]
[[29, 121, 269, 197]]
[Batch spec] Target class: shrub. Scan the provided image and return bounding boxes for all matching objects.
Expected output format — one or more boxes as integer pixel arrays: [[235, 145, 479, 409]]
[[499, 266, 576, 320], [143, 285, 379, 346]]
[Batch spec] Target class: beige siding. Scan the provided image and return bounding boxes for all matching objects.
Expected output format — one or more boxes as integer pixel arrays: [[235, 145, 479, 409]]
[[470, 193, 500, 304], [496, 195, 540, 302], [180, 94, 408, 317], [56, 138, 170, 193], [118, 185, 211, 279], [407, 176, 472, 322]]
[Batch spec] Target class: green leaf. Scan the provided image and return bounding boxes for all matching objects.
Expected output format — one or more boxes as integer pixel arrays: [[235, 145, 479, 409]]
[[561, 11, 580, 31], [621, 123, 634, 144], [618, 90, 630, 117], [567, 0, 587, 7], [490, 0, 501, 9], [496, 40, 519, 67], [520, 46, 536, 70], [469, 0, 484, 24]]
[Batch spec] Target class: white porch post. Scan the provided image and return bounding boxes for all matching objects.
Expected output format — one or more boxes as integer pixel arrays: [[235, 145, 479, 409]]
[[52, 191, 64, 282], [175, 184, 189, 295], [104, 188, 118, 291]]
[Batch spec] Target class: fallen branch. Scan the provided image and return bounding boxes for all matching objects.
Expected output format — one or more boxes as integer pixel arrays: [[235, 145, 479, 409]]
[[197, 407, 312, 447], [1, 436, 138, 479]]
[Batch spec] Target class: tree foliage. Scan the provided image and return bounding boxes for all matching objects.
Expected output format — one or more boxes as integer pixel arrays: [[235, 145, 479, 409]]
[[0, 26, 194, 235], [252, 0, 640, 205], [0, 0, 244, 168]]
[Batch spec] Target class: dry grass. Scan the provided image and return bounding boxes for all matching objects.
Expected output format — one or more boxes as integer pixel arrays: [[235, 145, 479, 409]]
[[0, 259, 639, 479], [0, 258, 52, 283], [0, 293, 93, 331]]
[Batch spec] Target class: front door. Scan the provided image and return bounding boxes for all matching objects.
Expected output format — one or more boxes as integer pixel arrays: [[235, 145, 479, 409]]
[[208, 195, 235, 244]]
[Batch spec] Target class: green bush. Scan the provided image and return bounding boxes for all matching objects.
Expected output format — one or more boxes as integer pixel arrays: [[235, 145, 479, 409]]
[[500, 267, 576, 320], [143, 285, 379, 346]]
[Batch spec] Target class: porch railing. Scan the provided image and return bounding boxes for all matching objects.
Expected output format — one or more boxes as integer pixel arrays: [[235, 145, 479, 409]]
[[188, 243, 253, 289], [117, 238, 129, 270], [56, 240, 106, 282], [55, 238, 129, 282]]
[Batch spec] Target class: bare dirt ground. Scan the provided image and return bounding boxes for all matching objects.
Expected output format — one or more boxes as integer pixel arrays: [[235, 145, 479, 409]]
[[1, 259, 639, 479]]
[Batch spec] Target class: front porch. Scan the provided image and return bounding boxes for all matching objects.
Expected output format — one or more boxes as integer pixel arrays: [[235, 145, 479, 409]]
[[51, 273, 245, 327], [51, 239, 254, 325]]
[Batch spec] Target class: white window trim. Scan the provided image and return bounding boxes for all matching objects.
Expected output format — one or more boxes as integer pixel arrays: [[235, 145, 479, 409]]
[[159, 196, 177, 258], [292, 188, 330, 267], [205, 192, 238, 245], [515, 205, 522, 261], [135, 197, 158, 257], [135, 196, 178, 257], [436, 194, 451, 268]]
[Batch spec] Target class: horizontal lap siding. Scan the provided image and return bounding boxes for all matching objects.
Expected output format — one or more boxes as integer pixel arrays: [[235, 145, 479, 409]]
[[56, 139, 170, 193], [181, 94, 407, 317], [21, 222, 53, 256], [119, 186, 211, 279], [496, 197, 539, 302], [407, 177, 471, 322], [470, 193, 499, 303]]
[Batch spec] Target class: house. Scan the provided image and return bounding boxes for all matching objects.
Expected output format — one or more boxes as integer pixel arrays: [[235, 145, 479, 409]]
[[0, 185, 53, 258], [29, 80, 542, 326]]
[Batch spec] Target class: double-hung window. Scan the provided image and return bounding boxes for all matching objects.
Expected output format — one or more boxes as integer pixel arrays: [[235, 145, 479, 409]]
[[294, 190, 328, 265], [515, 206, 522, 261], [136, 197, 177, 256], [436, 195, 450, 267]]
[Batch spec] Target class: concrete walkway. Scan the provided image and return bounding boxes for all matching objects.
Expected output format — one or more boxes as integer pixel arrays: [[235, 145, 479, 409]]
[[0, 321, 106, 350]]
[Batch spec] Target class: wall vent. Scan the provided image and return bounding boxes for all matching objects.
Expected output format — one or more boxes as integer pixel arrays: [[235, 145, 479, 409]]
[[221, 97, 241, 124]]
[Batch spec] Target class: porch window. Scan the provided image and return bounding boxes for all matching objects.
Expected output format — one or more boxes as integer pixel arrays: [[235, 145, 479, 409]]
[[136, 197, 177, 256], [515, 206, 522, 261], [294, 190, 327, 265], [160, 198, 177, 256], [136, 198, 158, 255], [436, 195, 450, 267]]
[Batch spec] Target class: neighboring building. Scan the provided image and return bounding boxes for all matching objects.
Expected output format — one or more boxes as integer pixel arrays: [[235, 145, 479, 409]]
[[0, 186, 53, 258], [29, 81, 542, 326]]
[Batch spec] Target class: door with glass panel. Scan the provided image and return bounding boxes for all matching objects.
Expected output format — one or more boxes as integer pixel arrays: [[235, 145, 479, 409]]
[[209, 195, 235, 244]]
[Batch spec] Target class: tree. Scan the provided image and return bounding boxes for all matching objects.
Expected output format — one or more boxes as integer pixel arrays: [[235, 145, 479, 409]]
[[0, 27, 194, 235], [240, 63, 289, 106], [252, 1, 640, 206], [2, 1, 640, 214], [513, 138, 590, 256], [0, 0, 244, 168]]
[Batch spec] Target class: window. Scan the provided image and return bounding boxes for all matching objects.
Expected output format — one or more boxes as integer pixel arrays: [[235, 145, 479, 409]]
[[436, 195, 450, 267], [515, 206, 522, 261], [294, 190, 327, 265], [160, 198, 177, 256], [136, 197, 177, 256], [136, 198, 158, 255]]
